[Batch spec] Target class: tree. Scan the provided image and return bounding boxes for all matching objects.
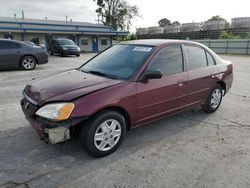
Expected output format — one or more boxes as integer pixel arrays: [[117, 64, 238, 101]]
[[158, 18, 171, 27], [244, 32, 250, 39], [115, 33, 137, 41], [94, 0, 139, 31], [219, 31, 240, 39], [172, 21, 180, 25], [207, 15, 226, 21], [158, 18, 180, 27]]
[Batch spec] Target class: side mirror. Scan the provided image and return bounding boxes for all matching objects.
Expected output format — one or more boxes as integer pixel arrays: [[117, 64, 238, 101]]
[[139, 70, 163, 82]]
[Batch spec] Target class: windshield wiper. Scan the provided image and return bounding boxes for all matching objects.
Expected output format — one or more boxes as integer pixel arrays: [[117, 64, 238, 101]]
[[80, 68, 89, 73], [81, 69, 117, 79], [89, 70, 117, 79]]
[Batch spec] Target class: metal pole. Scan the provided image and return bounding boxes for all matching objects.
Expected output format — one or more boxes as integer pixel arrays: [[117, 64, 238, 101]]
[[246, 40, 250, 55], [226, 40, 229, 54]]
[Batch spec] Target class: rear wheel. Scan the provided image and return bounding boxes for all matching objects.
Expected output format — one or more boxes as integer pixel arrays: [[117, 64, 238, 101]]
[[20, 56, 36, 70], [202, 84, 223, 113], [81, 110, 126, 157]]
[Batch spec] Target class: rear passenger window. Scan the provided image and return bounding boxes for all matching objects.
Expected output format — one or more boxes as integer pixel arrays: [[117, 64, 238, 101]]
[[12, 43, 21, 49], [0, 42, 4, 49], [185, 45, 207, 70], [206, 52, 215, 66], [0, 41, 21, 49], [148, 45, 183, 76]]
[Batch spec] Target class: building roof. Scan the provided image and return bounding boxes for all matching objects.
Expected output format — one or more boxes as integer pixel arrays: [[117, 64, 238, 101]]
[[0, 17, 128, 36], [0, 17, 109, 28]]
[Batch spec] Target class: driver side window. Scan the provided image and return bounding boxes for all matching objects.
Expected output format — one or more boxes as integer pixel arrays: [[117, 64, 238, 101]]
[[148, 45, 184, 76]]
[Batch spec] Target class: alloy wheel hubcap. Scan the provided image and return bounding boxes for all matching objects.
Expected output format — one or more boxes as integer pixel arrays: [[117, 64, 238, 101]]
[[94, 119, 121, 151], [211, 89, 222, 109], [23, 58, 35, 69]]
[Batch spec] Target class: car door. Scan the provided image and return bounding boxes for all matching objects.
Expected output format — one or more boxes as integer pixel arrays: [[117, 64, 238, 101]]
[[184, 44, 218, 106], [136, 44, 188, 125], [0, 41, 22, 68]]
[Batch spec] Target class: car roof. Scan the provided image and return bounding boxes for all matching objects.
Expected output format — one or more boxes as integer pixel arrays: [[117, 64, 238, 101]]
[[0, 38, 26, 44], [120, 39, 201, 47], [0, 38, 19, 42], [0, 39, 36, 48]]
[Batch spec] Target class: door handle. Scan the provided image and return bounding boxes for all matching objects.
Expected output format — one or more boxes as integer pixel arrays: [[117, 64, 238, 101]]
[[179, 82, 184, 87], [178, 79, 186, 87]]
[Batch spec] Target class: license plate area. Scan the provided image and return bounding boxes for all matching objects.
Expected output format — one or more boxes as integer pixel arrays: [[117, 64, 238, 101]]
[[44, 126, 70, 144]]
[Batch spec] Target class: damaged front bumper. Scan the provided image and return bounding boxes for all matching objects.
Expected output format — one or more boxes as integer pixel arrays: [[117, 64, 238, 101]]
[[21, 98, 87, 144], [44, 126, 70, 144]]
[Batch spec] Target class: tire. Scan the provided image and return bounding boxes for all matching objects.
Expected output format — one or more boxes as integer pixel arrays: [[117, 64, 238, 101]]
[[76, 54, 80, 57], [60, 51, 64, 57], [201, 84, 223, 113], [20, 56, 37, 70], [81, 110, 126, 157]]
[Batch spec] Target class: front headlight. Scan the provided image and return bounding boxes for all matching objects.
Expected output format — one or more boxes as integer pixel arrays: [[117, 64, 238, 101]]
[[36, 103, 74, 121], [77, 47, 81, 51], [62, 47, 68, 50]]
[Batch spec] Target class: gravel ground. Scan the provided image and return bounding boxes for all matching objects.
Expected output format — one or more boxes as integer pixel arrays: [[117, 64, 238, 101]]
[[0, 54, 250, 188]]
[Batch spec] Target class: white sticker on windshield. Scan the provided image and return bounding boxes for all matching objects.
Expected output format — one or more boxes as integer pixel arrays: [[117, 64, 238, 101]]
[[133, 47, 152, 52]]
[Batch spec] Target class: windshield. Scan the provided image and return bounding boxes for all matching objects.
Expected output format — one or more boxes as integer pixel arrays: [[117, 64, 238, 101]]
[[81, 44, 154, 80], [58, 39, 75, 45]]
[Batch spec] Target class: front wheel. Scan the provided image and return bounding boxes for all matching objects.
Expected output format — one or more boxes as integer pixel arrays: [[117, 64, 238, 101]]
[[201, 84, 223, 113], [81, 110, 126, 157]]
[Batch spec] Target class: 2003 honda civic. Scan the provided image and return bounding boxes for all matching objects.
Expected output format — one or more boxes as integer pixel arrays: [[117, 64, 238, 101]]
[[21, 39, 233, 157]]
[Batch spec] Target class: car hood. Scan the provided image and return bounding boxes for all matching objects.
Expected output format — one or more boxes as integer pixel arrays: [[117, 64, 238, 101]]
[[23, 69, 122, 106]]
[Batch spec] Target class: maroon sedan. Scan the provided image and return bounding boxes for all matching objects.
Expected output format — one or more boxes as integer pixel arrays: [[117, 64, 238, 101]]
[[21, 39, 233, 157]]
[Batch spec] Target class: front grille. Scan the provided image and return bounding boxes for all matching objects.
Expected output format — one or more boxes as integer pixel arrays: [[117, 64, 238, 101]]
[[67, 47, 77, 50]]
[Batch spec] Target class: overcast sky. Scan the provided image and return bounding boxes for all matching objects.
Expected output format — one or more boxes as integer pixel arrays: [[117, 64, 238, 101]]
[[1, 0, 250, 32]]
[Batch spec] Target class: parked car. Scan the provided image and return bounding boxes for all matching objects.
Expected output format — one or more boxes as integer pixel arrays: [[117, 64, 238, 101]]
[[21, 39, 233, 157], [23, 41, 37, 46], [23, 41, 46, 50], [0, 39, 48, 70], [49, 39, 80, 57], [39, 44, 46, 50]]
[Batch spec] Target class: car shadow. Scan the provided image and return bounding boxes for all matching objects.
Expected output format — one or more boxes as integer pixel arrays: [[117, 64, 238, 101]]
[[0, 67, 23, 72], [50, 54, 79, 58], [0, 107, 211, 187]]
